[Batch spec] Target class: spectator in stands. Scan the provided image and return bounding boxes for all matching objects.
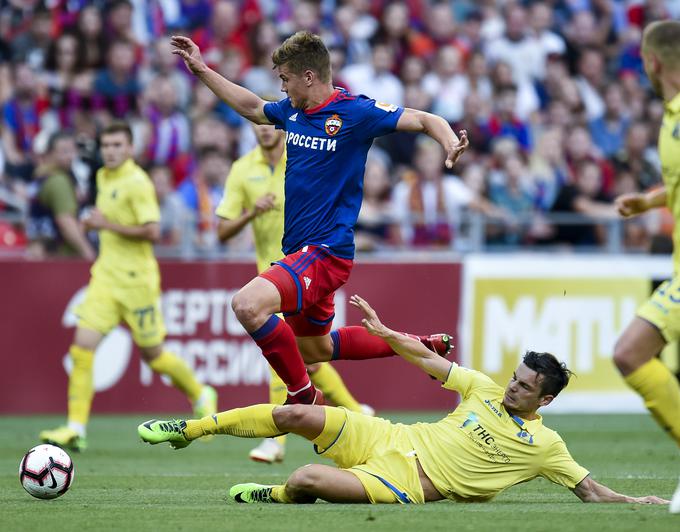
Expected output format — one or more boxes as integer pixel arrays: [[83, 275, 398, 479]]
[[178, 147, 231, 251], [92, 39, 141, 120], [11, 6, 52, 70], [341, 40, 403, 105], [551, 160, 617, 246], [422, 45, 467, 123], [141, 75, 191, 180], [76, 5, 107, 70], [2, 63, 47, 181], [105, 0, 140, 47], [575, 48, 606, 120], [589, 83, 631, 157], [613, 121, 662, 191], [392, 136, 497, 248], [242, 21, 281, 97], [485, 4, 540, 85], [355, 155, 398, 251], [25, 132, 95, 260], [139, 37, 192, 111], [150, 164, 191, 248], [564, 126, 615, 195], [488, 155, 535, 244], [527, 2, 566, 80], [482, 84, 532, 151], [42, 31, 92, 131]]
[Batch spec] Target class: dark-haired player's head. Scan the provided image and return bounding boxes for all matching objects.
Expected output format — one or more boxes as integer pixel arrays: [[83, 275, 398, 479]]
[[271, 31, 331, 109], [99, 121, 133, 170], [502, 351, 573, 416], [642, 20, 680, 97]]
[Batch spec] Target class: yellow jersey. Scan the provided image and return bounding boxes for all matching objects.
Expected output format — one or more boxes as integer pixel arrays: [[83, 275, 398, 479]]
[[91, 159, 160, 286], [215, 146, 286, 273], [660, 92, 680, 274], [404, 364, 589, 501]]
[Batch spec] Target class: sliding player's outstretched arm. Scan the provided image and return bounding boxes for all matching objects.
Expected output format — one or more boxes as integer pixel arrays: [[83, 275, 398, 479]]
[[396, 109, 469, 169], [349, 295, 451, 381], [571, 475, 668, 504], [170, 36, 269, 124]]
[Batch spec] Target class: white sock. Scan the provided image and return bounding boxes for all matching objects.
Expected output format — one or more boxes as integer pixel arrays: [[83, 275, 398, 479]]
[[67, 421, 86, 437]]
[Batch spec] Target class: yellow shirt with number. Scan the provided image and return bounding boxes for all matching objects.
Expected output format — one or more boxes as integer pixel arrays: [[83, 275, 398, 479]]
[[91, 159, 160, 286], [215, 146, 286, 273], [660, 92, 680, 274], [404, 364, 589, 501]]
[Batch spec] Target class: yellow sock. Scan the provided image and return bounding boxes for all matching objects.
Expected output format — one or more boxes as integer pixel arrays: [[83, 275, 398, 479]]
[[625, 358, 680, 446], [148, 351, 203, 402], [271, 485, 294, 503], [310, 363, 362, 412], [269, 368, 288, 446], [67, 345, 94, 426], [184, 404, 281, 440]]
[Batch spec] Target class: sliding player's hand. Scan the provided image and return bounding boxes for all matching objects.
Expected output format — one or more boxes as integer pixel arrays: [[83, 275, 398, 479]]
[[349, 295, 390, 338], [171, 36, 208, 75], [445, 129, 469, 169]]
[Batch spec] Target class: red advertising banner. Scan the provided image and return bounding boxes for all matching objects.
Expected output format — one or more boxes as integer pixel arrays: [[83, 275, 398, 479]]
[[0, 260, 461, 414]]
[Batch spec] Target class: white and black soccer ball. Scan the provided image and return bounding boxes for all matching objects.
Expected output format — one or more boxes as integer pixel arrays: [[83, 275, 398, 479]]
[[19, 444, 75, 499]]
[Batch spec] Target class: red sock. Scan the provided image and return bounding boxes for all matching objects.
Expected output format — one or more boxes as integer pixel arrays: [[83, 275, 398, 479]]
[[250, 315, 309, 392], [330, 326, 398, 360]]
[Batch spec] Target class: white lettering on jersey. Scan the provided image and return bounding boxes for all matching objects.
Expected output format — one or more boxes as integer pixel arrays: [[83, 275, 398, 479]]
[[285, 132, 337, 152], [303, 276, 312, 289]]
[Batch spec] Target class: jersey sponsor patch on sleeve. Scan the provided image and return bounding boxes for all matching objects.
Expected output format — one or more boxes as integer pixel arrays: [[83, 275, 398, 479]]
[[374, 101, 398, 112]]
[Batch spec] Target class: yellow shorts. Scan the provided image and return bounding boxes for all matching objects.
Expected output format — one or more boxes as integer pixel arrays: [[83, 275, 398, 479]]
[[76, 275, 166, 347], [313, 407, 425, 504], [637, 278, 680, 342]]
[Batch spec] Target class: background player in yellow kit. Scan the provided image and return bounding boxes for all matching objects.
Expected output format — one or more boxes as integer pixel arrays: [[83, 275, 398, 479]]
[[139, 295, 668, 506], [216, 122, 374, 463], [612, 20, 680, 513], [40, 121, 216, 451]]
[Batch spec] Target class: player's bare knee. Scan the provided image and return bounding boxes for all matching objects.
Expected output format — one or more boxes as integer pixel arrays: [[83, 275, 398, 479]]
[[273, 404, 312, 431], [231, 292, 261, 328], [287, 465, 323, 491]]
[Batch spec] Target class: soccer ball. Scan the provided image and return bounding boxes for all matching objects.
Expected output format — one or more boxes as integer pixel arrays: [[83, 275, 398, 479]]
[[19, 444, 75, 499]]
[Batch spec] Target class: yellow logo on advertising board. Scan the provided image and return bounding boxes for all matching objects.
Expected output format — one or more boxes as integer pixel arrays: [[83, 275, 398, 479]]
[[470, 278, 649, 392]]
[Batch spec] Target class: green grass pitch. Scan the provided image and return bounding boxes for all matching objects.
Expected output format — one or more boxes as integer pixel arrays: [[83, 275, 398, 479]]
[[2, 413, 678, 531]]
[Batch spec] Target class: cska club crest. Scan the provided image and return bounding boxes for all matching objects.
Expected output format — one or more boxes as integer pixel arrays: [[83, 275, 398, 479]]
[[324, 114, 343, 136]]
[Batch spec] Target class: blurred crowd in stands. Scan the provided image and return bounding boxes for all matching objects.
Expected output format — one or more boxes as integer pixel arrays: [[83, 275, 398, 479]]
[[0, 0, 678, 257]]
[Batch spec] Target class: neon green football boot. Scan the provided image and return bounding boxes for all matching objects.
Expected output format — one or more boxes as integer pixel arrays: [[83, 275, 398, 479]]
[[229, 483, 277, 503], [138, 419, 191, 449], [39, 426, 88, 452]]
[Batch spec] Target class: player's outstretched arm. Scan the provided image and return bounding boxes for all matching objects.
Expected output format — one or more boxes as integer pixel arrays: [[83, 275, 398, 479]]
[[395, 109, 468, 169], [571, 475, 668, 504], [170, 36, 270, 125], [615, 186, 667, 218], [349, 294, 452, 381]]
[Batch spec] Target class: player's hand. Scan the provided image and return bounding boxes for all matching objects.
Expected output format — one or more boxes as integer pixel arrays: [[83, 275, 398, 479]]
[[349, 294, 390, 338], [631, 495, 669, 505], [82, 208, 108, 231], [615, 193, 649, 218], [253, 193, 277, 217], [170, 36, 208, 75], [445, 130, 469, 169]]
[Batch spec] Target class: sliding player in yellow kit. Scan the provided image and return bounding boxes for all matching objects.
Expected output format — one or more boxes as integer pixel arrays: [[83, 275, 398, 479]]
[[215, 123, 374, 463], [613, 21, 680, 513], [139, 294, 668, 506], [40, 122, 216, 451]]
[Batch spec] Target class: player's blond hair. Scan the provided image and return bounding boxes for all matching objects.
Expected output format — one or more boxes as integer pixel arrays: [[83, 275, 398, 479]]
[[642, 20, 680, 69], [272, 31, 331, 83]]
